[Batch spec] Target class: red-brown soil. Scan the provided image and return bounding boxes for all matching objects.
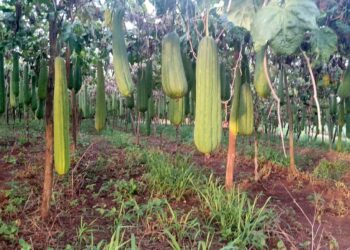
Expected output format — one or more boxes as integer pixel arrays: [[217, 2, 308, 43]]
[[1, 130, 350, 249]]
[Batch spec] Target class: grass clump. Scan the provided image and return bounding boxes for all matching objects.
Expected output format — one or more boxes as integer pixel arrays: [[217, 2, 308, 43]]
[[313, 160, 348, 181], [144, 151, 204, 201], [197, 176, 272, 249]]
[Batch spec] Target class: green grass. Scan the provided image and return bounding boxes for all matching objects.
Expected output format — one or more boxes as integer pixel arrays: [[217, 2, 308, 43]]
[[197, 176, 272, 249], [144, 151, 205, 200], [313, 160, 349, 181]]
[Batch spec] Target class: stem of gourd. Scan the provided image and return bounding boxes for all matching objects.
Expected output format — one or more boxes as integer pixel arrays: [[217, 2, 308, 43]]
[[205, 9, 209, 37]]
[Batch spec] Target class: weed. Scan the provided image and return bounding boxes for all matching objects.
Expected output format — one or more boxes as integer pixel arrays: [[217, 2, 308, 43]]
[[157, 202, 201, 244], [76, 217, 97, 245], [313, 160, 348, 181], [197, 176, 271, 249], [104, 225, 129, 250], [0, 219, 19, 240], [145, 151, 202, 200], [1, 182, 29, 215]]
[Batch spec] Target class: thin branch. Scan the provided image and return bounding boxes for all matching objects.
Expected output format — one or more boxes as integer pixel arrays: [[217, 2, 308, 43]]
[[186, 19, 197, 59], [263, 49, 286, 156], [215, 28, 225, 43], [302, 51, 322, 130]]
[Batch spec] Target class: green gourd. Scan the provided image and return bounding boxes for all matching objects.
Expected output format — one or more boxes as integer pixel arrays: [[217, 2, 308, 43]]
[[0, 53, 5, 114], [346, 114, 350, 139], [329, 94, 337, 115], [112, 9, 134, 97], [345, 97, 350, 114], [11, 52, 20, 97], [238, 84, 254, 135], [18, 78, 24, 108], [68, 63, 74, 90], [37, 59, 48, 100], [74, 56, 82, 92], [182, 53, 195, 91], [168, 97, 184, 126], [184, 92, 190, 116], [338, 100, 345, 127], [53, 57, 70, 175], [229, 67, 242, 136], [145, 61, 153, 98], [278, 68, 285, 105], [95, 61, 107, 132], [148, 96, 155, 119], [31, 85, 38, 112], [10, 76, 17, 108], [137, 68, 148, 113], [254, 46, 270, 98], [126, 94, 134, 109], [23, 65, 31, 106], [161, 31, 188, 98], [36, 99, 45, 119], [220, 63, 230, 101], [337, 63, 350, 98], [194, 36, 221, 154]]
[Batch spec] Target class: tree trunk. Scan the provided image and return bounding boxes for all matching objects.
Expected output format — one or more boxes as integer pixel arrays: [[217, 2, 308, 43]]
[[225, 131, 236, 190], [41, 17, 57, 220], [284, 66, 297, 176]]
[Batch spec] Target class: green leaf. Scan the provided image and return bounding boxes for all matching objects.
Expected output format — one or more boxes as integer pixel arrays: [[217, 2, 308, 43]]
[[251, 0, 320, 55], [225, 0, 256, 31], [310, 27, 337, 63]]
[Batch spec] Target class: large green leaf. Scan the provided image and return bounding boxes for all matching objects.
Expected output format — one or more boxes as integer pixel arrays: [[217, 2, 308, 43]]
[[226, 0, 256, 31], [251, 0, 319, 55], [310, 27, 337, 63]]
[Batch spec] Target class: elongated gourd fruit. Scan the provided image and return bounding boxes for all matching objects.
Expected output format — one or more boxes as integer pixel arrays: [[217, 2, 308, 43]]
[[148, 96, 155, 119], [95, 61, 107, 132], [238, 84, 254, 135], [184, 92, 190, 116], [220, 63, 230, 101], [182, 53, 194, 91], [346, 114, 350, 139], [337, 63, 350, 98], [126, 94, 134, 109], [229, 68, 242, 135], [119, 98, 125, 117], [0, 53, 5, 114], [10, 76, 17, 108], [137, 68, 148, 113], [38, 59, 48, 100], [111, 93, 117, 112], [338, 100, 345, 127], [161, 32, 188, 98], [278, 68, 285, 105], [145, 61, 153, 98], [68, 63, 74, 90], [194, 36, 221, 154], [168, 97, 184, 126], [31, 88, 37, 112], [23, 65, 31, 106], [112, 9, 134, 97], [12, 52, 20, 97], [329, 94, 337, 115], [19, 78, 24, 108], [82, 84, 89, 118], [254, 47, 270, 98], [54, 57, 70, 175], [74, 56, 82, 92], [36, 99, 45, 119]]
